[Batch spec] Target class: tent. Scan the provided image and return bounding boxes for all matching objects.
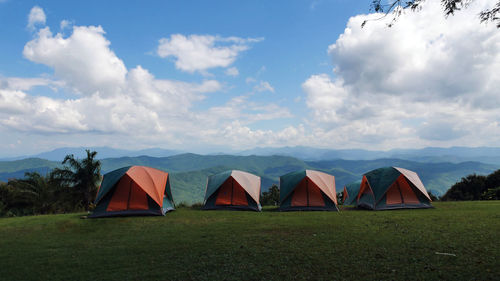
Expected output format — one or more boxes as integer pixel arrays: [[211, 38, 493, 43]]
[[90, 166, 175, 218], [342, 180, 361, 205], [356, 167, 433, 210], [202, 170, 261, 211], [279, 170, 338, 211]]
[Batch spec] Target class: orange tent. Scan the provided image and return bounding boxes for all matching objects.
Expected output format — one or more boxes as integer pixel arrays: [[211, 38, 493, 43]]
[[91, 166, 175, 217]]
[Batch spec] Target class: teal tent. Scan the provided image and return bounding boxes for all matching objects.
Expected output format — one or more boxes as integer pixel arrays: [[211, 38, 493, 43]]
[[90, 166, 175, 218], [202, 170, 261, 211], [357, 167, 433, 210], [342, 180, 361, 205], [279, 170, 338, 211]]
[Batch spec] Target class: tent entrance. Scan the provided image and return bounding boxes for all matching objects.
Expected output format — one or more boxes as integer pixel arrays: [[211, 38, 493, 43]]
[[291, 177, 325, 207], [107, 174, 149, 211], [215, 177, 248, 206], [386, 175, 420, 205]]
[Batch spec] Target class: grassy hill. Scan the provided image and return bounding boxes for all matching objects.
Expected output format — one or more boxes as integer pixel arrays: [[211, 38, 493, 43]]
[[99, 153, 308, 174], [0, 158, 59, 173], [1, 154, 497, 203], [0, 201, 498, 281]]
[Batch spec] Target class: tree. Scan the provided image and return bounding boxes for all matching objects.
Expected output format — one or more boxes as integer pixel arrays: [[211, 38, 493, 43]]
[[0, 182, 8, 216], [365, 0, 500, 28], [51, 150, 101, 211], [441, 174, 487, 201], [485, 169, 500, 189], [428, 191, 439, 201], [337, 192, 345, 205], [261, 184, 280, 206], [7, 172, 58, 215], [481, 169, 500, 200]]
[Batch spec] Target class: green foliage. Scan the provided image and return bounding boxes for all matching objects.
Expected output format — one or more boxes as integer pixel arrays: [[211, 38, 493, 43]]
[[175, 201, 190, 208], [481, 187, 500, 200], [260, 184, 280, 206], [441, 174, 486, 201], [51, 149, 101, 211], [441, 169, 500, 201], [366, 0, 500, 28], [0, 150, 101, 217], [190, 202, 204, 209], [1, 172, 80, 216], [336, 192, 342, 205], [0, 202, 498, 280], [485, 169, 500, 189], [428, 191, 439, 202]]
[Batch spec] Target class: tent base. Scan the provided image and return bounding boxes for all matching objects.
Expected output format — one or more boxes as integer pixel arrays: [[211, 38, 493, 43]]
[[358, 202, 433, 211], [89, 208, 174, 218], [202, 205, 261, 212], [279, 206, 339, 212]]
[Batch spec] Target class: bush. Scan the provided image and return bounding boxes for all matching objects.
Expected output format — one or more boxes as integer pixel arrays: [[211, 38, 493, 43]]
[[190, 202, 204, 209], [261, 184, 280, 206], [441, 174, 486, 201], [481, 187, 500, 200], [175, 201, 190, 208], [428, 191, 439, 201]]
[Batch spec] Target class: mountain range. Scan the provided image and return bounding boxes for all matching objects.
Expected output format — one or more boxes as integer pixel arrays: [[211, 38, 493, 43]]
[[3, 145, 500, 165], [239, 146, 500, 165], [1, 152, 498, 204], [0, 146, 183, 161]]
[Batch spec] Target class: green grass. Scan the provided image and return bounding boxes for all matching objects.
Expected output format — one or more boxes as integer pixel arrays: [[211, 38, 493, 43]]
[[0, 202, 499, 281]]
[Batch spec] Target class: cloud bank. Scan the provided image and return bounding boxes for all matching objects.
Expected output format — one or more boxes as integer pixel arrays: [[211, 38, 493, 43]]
[[2, 2, 500, 154], [303, 0, 500, 149]]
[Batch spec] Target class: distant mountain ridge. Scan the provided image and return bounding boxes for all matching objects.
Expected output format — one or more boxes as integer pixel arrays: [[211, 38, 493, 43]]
[[239, 146, 500, 165], [2, 145, 500, 165], [1, 153, 497, 204], [0, 147, 183, 161]]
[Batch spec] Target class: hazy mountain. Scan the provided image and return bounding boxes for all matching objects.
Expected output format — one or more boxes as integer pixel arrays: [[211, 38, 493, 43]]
[[0, 158, 59, 173], [0, 146, 183, 162], [3, 145, 500, 165], [239, 146, 500, 165], [1, 154, 497, 204], [238, 146, 385, 160]]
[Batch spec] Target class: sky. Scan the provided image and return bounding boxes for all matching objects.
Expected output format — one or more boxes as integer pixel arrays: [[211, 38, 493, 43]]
[[0, 0, 499, 156]]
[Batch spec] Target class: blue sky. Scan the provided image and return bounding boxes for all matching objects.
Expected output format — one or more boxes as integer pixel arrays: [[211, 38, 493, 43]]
[[0, 0, 499, 156]]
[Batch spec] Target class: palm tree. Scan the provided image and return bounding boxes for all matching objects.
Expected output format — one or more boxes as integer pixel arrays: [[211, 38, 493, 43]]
[[7, 172, 56, 215], [51, 150, 101, 211]]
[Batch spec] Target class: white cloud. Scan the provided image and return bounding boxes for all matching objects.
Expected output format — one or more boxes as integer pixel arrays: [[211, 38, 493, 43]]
[[2, 16, 295, 151], [0, 77, 63, 91], [27, 6, 46, 30], [225, 67, 239, 77], [60, 20, 72, 30], [157, 34, 262, 73], [245, 77, 256, 84], [23, 26, 127, 96], [207, 121, 306, 148], [253, 81, 275, 93], [303, 0, 500, 148]]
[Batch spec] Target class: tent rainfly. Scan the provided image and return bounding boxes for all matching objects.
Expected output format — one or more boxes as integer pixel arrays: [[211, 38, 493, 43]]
[[279, 170, 338, 211], [202, 170, 261, 211], [356, 167, 433, 210], [90, 166, 175, 218], [342, 180, 362, 205]]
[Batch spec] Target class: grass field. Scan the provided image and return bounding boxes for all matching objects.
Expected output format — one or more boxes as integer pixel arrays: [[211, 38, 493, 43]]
[[0, 201, 499, 281]]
